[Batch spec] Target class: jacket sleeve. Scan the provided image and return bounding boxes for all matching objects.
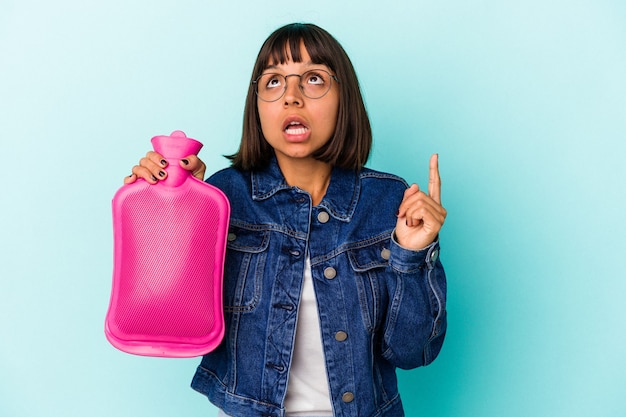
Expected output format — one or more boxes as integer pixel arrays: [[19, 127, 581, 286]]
[[381, 234, 447, 369]]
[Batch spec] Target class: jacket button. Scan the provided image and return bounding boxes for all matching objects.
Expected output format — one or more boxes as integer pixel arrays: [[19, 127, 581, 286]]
[[227, 232, 237, 242], [342, 392, 354, 403], [380, 248, 391, 260], [323, 267, 337, 279], [317, 211, 330, 223], [335, 331, 348, 342], [430, 249, 439, 263]]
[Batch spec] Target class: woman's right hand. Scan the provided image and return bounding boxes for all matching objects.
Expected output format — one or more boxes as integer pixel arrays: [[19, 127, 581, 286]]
[[123, 151, 207, 184]]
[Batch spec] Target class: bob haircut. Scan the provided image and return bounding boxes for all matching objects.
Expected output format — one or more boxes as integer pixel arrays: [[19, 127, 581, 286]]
[[228, 23, 372, 171]]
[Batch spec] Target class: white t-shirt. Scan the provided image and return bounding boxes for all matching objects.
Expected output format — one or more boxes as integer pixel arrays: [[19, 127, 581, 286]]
[[284, 256, 333, 416]]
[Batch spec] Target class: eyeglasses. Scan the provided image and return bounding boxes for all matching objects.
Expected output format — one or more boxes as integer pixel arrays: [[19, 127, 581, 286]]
[[252, 69, 339, 102]]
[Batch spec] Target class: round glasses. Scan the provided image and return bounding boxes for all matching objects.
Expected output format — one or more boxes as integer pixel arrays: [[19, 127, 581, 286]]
[[252, 69, 339, 102]]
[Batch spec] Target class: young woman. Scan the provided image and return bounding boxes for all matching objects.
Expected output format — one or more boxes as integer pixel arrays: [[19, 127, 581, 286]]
[[126, 23, 447, 417]]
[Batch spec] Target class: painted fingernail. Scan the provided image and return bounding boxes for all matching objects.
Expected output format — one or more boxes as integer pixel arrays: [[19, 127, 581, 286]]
[[158, 170, 166, 178], [160, 159, 167, 166], [181, 159, 189, 165], [151, 175, 158, 181]]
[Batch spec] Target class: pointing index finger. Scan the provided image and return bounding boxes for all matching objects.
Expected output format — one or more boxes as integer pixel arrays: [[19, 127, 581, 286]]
[[428, 154, 442, 204]]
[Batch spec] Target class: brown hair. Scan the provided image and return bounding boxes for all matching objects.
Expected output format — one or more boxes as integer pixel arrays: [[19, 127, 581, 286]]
[[227, 23, 372, 171]]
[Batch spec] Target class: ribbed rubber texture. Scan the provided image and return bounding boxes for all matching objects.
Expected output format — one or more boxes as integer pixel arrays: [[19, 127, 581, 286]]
[[113, 186, 219, 339]]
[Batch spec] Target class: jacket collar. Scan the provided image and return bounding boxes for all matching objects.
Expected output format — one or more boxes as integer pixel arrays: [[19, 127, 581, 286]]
[[251, 156, 360, 222]]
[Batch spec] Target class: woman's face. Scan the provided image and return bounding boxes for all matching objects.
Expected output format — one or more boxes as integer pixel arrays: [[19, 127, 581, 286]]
[[257, 44, 339, 168]]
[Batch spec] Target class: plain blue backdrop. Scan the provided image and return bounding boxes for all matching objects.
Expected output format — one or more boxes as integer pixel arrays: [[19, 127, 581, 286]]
[[1, 0, 625, 416]]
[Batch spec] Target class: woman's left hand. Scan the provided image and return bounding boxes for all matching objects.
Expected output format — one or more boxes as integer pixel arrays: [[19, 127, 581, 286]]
[[395, 154, 447, 250]]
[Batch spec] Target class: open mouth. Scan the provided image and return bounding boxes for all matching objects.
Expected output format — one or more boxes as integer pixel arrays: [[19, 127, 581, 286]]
[[283, 118, 309, 136]]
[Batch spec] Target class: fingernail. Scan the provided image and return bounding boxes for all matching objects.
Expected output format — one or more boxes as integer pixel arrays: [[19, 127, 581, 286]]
[[160, 159, 167, 166], [396, 210, 400, 217], [181, 159, 189, 165], [151, 175, 157, 181], [158, 170, 166, 178]]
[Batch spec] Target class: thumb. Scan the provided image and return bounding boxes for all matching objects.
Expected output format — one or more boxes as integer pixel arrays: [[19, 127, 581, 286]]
[[180, 155, 206, 181]]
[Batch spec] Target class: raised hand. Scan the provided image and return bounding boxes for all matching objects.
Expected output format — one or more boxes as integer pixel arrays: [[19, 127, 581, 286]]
[[394, 154, 447, 250], [124, 151, 206, 185]]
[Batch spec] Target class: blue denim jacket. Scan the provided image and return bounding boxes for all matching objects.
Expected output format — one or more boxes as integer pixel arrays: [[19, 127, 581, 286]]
[[191, 157, 447, 417]]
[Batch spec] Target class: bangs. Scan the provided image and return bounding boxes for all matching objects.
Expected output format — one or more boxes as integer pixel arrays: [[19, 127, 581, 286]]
[[259, 23, 335, 71]]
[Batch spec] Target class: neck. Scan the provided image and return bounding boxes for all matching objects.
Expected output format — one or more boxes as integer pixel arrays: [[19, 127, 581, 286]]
[[276, 157, 332, 206]]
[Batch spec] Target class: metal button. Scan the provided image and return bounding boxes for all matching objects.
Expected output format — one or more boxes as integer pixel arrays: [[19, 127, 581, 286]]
[[335, 331, 348, 342], [317, 211, 330, 223], [227, 233, 237, 242], [380, 248, 391, 260], [342, 392, 354, 403], [323, 267, 337, 279], [430, 249, 439, 263]]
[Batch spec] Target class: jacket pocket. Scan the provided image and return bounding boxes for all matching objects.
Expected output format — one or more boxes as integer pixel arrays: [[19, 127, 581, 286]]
[[223, 226, 270, 312], [347, 238, 391, 332]]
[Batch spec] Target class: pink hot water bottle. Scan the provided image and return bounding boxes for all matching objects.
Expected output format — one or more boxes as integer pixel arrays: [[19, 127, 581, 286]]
[[105, 131, 230, 357]]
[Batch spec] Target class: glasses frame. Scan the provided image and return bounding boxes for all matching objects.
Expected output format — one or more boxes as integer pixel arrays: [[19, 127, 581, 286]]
[[252, 69, 340, 102]]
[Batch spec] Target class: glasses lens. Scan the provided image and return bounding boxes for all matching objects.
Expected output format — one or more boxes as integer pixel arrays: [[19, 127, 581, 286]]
[[255, 74, 284, 102], [300, 70, 332, 99]]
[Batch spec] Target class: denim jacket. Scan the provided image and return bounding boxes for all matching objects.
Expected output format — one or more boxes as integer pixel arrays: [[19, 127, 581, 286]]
[[191, 157, 447, 417]]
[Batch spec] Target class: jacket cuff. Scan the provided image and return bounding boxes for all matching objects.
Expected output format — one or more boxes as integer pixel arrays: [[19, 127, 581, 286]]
[[389, 230, 440, 273]]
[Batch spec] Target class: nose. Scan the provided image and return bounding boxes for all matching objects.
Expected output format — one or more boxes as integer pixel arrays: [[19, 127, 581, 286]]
[[283, 74, 303, 106]]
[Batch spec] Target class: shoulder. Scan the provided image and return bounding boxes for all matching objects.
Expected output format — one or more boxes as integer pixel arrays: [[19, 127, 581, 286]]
[[207, 166, 245, 184], [206, 167, 250, 196], [356, 167, 408, 211], [359, 167, 408, 190]]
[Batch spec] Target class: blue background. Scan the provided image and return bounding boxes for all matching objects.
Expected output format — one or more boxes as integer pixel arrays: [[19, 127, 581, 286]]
[[1, 0, 625, 416]]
